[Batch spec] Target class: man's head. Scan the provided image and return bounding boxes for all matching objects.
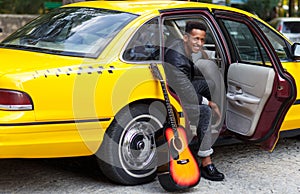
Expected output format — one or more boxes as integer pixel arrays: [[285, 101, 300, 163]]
[[183, 21, 207, 56]]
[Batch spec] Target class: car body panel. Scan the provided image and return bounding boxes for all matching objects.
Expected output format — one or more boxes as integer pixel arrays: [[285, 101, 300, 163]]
[[0, 122, 108, 158], [0, 1, 297, 159], [0, 52, 182, 158], [280, 61, 300, 131]]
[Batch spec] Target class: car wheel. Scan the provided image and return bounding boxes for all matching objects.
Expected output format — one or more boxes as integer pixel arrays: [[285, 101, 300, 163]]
[[96, 102, 166, 185]]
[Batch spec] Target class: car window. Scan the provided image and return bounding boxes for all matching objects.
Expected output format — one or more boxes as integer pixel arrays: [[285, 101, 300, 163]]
[[255, 20, 289, 61], [162, 16, 223, 68], [219, 19, 270, 65], [162, 15, 226, 132], [1, 8, 137, 58], [282, 22, 300, 33], [123, 18, 160, 62]]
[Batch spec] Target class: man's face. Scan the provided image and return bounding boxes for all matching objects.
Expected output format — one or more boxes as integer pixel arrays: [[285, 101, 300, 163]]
[[184, 29, 206, 54]]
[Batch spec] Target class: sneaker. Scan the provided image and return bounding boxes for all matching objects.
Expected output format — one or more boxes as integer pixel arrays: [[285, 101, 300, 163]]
[[200, 163, 225, 181]]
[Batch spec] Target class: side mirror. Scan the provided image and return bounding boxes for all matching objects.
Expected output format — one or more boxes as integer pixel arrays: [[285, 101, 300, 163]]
[[292, 42, 300, 60]]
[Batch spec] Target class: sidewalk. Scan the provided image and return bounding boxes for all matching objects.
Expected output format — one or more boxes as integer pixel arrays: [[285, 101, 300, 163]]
[[0, 33, 8, 41], [0, 14, 38, 41]]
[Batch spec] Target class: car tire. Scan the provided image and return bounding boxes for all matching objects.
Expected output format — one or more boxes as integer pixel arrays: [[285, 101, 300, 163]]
[[96, 102, 166, 185]]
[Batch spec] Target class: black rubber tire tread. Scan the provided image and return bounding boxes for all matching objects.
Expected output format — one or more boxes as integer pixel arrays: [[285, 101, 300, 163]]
[[96, 103, 165, 185]]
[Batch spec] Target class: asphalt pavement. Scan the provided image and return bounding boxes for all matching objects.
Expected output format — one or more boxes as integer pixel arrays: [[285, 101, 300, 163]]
[[0, 137, 299, 193]]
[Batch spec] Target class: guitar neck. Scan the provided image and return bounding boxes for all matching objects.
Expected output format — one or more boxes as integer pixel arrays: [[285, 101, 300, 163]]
[[159, 80, 178, 132], [150, 63, 178, 133]]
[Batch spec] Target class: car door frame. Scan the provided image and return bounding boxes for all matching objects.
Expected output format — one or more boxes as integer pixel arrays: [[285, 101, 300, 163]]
[[213, 9, 296, 151], [159, 8, 296, 151], [158, 8, 230, 144]]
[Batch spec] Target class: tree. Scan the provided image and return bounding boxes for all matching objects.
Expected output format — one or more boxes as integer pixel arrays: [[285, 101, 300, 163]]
[[62, 0, 86, 5], [240, 0, 280, 21], [288, 0, 295, 16], [298, 0, 300, 16], [0, 0, 44, 14]]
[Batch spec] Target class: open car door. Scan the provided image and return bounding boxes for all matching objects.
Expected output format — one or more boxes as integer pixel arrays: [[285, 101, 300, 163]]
[[214, 10, 296, 151]]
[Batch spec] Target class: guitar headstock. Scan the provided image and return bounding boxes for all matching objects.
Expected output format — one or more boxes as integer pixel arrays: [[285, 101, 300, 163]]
[[150, 63, 163, 81]]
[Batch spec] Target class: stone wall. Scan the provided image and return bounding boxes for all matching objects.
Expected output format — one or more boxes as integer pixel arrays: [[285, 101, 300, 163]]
[[0, 14, 38, 41]]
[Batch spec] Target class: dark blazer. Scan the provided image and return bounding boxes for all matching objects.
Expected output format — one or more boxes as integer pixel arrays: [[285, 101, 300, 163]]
[[164, 39, 204, 106]]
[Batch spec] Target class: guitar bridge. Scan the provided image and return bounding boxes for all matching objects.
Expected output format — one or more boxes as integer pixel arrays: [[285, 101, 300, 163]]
[[177, 159, 189, 165]]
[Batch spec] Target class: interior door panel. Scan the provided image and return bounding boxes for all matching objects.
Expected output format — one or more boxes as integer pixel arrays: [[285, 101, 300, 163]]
[[226, 62, 275, 136]]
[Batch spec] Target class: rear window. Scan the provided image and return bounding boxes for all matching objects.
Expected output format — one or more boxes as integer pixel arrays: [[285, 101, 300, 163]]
[[0, 8, 137, 58], [282, 22, 300, 33]]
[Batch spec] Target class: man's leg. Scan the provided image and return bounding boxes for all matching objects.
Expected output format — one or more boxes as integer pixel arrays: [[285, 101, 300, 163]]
[[197, 105, 224, 181]]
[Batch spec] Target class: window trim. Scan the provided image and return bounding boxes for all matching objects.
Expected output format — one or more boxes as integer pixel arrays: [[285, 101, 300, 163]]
[[120, 17, 162, 64]]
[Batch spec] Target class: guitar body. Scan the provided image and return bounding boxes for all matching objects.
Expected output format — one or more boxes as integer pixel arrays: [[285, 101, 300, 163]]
[[150, 63, 200, 191], [158, 125, 200, 191]]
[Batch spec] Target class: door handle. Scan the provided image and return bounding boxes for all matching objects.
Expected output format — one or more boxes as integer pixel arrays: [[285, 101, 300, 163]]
[[227, 93, 260, 104]]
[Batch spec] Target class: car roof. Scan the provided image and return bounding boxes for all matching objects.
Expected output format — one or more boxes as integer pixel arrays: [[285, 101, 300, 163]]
[[271, 17, 300, 22], [63, 0, 255, 17]]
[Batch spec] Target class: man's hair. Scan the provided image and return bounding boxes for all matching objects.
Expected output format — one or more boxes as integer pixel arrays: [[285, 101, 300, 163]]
[[185, 21, 207, 34]]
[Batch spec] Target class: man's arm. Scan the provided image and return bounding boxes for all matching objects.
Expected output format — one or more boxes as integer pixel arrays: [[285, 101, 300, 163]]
[[164, 49, 204, 105]]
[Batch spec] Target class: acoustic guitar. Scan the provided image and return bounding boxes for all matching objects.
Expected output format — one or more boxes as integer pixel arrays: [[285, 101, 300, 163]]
[[150, 63, 200, 191]]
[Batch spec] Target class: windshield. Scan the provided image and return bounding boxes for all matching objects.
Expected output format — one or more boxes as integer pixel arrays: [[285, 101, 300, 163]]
[[0, 8, 137, 58]]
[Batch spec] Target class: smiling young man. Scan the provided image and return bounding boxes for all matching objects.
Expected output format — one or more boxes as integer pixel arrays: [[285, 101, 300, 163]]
[[163, 21, 224, 181]]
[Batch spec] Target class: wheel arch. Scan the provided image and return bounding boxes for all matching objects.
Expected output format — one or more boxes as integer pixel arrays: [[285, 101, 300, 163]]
[[116, 98, 185, 129]]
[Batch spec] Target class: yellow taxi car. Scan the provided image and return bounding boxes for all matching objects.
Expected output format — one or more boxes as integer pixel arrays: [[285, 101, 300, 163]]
[[0, 1, 299, 185]]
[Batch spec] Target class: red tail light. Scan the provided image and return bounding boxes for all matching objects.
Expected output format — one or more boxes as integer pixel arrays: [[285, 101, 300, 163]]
[[0, 89, 33, 110], [277, 25, 282, 32]]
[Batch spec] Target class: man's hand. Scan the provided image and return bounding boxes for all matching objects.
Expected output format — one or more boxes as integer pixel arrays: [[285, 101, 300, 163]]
[[208, 101, 221, 122]]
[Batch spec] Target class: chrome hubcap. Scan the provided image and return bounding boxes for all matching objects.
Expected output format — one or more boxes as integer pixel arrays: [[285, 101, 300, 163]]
[[119, 114, 162, 178]]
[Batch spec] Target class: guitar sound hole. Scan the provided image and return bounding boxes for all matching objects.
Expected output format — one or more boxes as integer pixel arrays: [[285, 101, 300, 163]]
[[173, 137, 182, 151], [170, 139, 179, 160]]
